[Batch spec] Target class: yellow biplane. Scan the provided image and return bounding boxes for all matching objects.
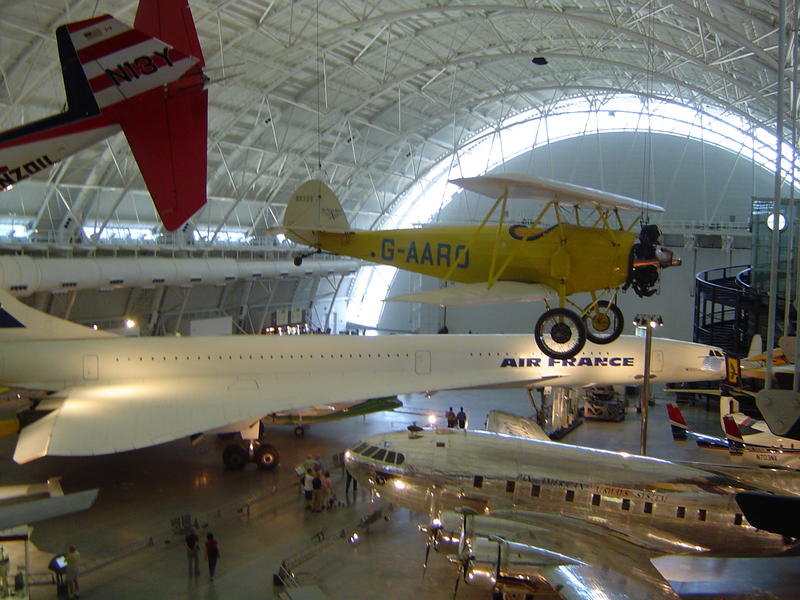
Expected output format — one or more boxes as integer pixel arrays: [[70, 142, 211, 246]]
[[279, 174, 680, 359]]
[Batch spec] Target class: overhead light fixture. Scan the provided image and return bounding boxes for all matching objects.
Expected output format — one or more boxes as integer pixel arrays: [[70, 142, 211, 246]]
[[531, 56, 548, 65]]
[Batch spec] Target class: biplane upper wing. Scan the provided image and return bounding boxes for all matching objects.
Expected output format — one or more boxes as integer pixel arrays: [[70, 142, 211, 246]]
[[386, 281, 558, 306], [450, 173, 665, 213]]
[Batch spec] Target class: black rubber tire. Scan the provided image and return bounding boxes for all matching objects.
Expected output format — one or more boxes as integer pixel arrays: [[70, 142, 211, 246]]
[[293, 256, 303, 266], [222, 444, 248, 471], [293, 425, 305, 437], [583, 300, 624, 345], [534, 307, 586, 360], [254, 444, 280, 470]]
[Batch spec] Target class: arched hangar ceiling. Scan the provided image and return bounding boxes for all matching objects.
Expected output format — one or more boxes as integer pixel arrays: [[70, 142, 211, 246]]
[[0, 0, 794, 242]]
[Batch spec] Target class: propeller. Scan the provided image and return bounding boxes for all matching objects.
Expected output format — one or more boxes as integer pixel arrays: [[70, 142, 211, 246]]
[[449, 508, 477, 598]]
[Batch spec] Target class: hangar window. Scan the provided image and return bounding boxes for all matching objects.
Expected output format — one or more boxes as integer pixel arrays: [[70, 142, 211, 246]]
[[734, 513, 743, 526], [372, 449, 387, 461], [473, 476, 483, 488], [385, 451, 397, 463], [591, 494, 601, 506], [698, 509, 707, 521], [676, 506, 686, 519], [621, 499, 631, 511], [506, 481, 515, 493], [644, 502, 653, 514], [530, 484, 540, 498], [565, 490, 575, 502]]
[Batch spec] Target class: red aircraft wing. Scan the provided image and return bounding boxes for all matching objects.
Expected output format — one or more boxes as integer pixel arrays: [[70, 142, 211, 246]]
[[119, 86, 208, 231]]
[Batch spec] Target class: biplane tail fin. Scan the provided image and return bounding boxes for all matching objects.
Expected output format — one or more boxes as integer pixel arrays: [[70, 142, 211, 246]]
[[0, 0, 208, 232], [282, 179, 351, 246]]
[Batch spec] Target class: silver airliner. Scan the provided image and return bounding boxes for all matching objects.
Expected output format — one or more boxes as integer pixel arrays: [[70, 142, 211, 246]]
[[345, 425, 800, 599]]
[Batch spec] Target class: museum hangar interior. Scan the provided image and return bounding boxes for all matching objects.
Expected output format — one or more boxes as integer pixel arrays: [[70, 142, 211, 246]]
[[0, 1, 799, 599]]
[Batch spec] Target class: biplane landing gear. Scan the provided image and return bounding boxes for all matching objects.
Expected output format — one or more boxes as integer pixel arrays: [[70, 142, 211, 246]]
[[534, 308, 586, 360], [582, 300, 623, 345]]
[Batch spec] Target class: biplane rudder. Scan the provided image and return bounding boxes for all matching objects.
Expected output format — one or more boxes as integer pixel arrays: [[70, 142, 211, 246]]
[[282, 179, 351, 247]]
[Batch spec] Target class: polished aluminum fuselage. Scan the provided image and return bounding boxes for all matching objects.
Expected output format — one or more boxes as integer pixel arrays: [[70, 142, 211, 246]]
[[346, 429, 800, 558]]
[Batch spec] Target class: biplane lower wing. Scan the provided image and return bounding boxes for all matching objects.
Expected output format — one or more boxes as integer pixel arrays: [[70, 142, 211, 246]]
[[386, 281, 558, 306]]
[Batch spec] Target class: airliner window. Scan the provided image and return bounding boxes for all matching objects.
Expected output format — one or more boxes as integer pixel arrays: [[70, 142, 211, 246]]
[[473, 476, 484, 488], [676, 506, 686, 518], [644, 501, 653, 514], [353, 443, 368, 454], [396, 453, 405, 465], [372, 449, 387, 461], [621, 498, 631, 511], [591, 494, 601, 506], [698, 509, 707, 521], [385, 451, 397, 464], [734, 513, 743, 526], [362, 446, 380, 458], [506, 481, 515, 493]]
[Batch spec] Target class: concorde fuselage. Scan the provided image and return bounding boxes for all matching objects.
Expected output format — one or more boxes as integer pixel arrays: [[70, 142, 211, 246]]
[[0, 334, 721, 394]]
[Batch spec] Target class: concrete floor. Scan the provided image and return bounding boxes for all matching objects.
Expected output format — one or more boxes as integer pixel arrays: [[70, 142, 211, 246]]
[[0, 388, 797, 600]]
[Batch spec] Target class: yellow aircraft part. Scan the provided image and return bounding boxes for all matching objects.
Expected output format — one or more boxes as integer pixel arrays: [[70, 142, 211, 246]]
[[0, 419, 19, 438], [317, 223, 634, 295]]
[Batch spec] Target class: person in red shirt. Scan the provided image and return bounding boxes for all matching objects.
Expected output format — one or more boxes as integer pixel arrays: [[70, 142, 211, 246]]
[[205, 533, 220, 580]]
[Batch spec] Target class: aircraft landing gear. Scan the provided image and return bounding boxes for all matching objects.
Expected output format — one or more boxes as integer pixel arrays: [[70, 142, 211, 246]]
[[582, 300, 623, 345], [293, 425, 305, 437], [222, 440, 280, 471], [534, 307, 586, 360]]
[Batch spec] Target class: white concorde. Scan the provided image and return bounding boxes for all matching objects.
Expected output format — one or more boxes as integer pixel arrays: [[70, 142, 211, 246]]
[[0, 288, 723, 466]]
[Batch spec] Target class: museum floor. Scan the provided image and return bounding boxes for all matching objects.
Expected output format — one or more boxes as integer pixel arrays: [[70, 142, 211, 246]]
[[0, 387, 797, 600]]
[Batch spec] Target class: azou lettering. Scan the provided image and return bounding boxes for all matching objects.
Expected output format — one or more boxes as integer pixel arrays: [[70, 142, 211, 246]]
[[0, 155, 54, 189]]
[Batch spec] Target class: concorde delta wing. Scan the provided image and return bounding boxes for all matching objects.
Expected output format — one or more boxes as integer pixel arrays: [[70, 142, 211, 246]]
[[478, 511, 680, 600], [13, 363, 555, 463]]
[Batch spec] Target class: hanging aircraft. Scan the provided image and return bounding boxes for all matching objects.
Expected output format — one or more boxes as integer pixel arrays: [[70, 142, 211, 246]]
[[0, 0, 208, 231], [345, 424, 800, 599], [279, 176, 679, 360], [0, 287, 722, 470]]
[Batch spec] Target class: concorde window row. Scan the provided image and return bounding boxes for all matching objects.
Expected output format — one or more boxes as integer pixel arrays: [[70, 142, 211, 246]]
[[485, 479, 746, 526], [113, 352, 414, 362]]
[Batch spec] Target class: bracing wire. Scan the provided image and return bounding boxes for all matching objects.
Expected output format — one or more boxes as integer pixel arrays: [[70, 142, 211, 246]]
[[315, 0, 322, 171]]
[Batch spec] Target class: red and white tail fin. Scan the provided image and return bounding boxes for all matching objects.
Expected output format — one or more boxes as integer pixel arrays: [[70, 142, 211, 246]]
[[722, 415, 745, 445], [666, 404, 688, 440], [0, 0, 207, 231]]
